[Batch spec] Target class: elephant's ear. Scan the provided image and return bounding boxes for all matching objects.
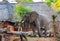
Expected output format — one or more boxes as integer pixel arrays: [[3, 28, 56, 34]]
[[30, 11, 38, 22]]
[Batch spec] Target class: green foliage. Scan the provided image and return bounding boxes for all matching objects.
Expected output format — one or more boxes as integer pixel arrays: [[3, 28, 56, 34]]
[[16, 0, 33, 3], [23, 0, 33, 2], [45, 0, 60, 13], [14, 4, 32, 22], [45, 0, 56, 6]]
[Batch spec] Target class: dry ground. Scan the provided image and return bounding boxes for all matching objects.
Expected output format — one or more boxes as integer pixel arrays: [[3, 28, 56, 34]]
[[2, 34, 57, 41], [27, 37, 56, 41], [9, 37, 56, 41]]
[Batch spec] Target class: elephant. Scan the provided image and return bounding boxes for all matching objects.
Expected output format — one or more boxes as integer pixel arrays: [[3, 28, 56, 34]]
[[21, 11, 51, 37]]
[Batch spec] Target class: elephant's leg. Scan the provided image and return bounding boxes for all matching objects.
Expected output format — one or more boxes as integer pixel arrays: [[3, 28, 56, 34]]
[[30, 24, 36, 35], [36, 18, 41, 37], [32, 27, 36, 34], [44, 24, 49, 37], [37, 28, 41, 37]]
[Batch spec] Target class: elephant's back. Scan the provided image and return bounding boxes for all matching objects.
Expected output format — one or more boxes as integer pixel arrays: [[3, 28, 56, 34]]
[[39, 14, 51, 22]]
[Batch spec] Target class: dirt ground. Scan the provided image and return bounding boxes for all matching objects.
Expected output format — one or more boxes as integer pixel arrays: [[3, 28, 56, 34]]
[[27, 37, 56, 41], [10, 37, 56, 41], [2, 37, 57, 41], [1, 35, 57, 41]]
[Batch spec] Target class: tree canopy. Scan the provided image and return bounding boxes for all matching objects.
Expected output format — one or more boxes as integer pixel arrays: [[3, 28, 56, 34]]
[[45, 0, 60, 13], [45, 0, 56, 6], [14, 4, 32, 22]]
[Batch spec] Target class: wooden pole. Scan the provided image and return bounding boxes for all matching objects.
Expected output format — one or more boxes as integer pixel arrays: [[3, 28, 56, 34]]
[[52, 15, 57, 41]]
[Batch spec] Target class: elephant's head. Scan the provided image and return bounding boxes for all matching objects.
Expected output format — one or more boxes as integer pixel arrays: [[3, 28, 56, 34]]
[[29, 11, 38, 23], [21, 11, 38, 27], [21, 11, 38, 23]]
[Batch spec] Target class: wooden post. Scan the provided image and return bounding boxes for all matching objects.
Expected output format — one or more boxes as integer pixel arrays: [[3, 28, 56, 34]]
[[52, 15, 57, 41]]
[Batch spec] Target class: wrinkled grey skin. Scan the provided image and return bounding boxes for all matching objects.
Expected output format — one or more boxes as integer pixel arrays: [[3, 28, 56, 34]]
[[35, 14, 50, 37], [21, 11, 50, 37]]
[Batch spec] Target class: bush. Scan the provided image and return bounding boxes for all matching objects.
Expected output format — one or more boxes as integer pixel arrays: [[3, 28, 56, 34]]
[[14, 4, 32, 22]]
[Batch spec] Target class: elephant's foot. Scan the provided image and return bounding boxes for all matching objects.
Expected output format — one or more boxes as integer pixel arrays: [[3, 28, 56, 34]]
[[38, 34, 41, 37]]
